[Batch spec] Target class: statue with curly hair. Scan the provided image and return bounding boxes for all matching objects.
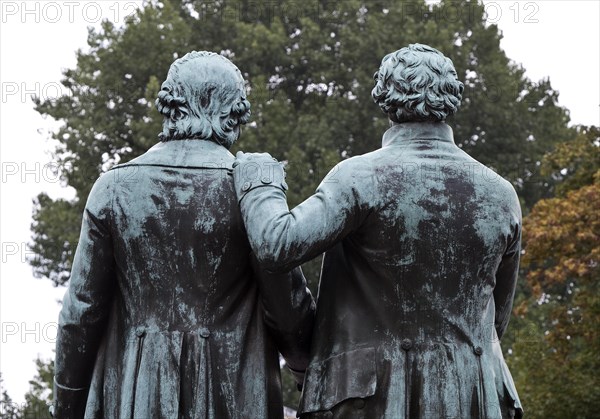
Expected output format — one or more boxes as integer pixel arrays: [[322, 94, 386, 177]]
[[372, 43, 464, 123], [233, 44, 523, 418], [52, 51, 315, 418]]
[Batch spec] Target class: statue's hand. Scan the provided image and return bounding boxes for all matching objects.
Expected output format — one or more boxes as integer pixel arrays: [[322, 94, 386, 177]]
[[233, 151, 287, 203], [233, 151, 277, 167]]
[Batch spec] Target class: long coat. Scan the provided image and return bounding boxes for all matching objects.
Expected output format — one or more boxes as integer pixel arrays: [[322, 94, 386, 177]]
[[53, 139, 315, 419], [236, 122, 523, 418]]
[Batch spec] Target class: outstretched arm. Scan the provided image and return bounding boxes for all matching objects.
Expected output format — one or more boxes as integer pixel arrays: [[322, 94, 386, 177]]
[[233, 152, 369, 273]]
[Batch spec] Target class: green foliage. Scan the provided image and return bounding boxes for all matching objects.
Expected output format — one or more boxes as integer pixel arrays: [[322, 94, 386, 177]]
[[1, 374, 21, 419], [20, 359, 54, 419], [281, 367, 301, 412], [29, 194, 82, 285], [541, 125, 600, 197], [508, 315, 599, 419]]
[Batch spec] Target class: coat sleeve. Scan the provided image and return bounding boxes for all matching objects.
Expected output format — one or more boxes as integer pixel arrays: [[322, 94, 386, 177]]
[[493, 193, 522, 340], [252, 258, 316, 384], [234, 153, 370, 273], [53, 174, 116, 419]]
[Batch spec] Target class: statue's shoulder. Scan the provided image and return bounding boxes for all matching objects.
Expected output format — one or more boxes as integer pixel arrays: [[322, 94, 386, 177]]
[[337, 149, 381, 171], [108, 140, 235, 171], [459, 153, 520, 211], [108, 142, 165, 171], [319, 152, 380, 195]]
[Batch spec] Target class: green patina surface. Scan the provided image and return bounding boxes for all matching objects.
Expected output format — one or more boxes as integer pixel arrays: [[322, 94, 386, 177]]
[[233, 45, 523, 419], [53, 52, 315, 419]]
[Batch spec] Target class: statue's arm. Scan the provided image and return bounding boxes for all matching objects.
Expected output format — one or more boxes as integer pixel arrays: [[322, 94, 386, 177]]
[[252, 258, 316, 385], [53, 175, 116, 418], [234, 152, 366, 273], [493, 202, 522, 340]]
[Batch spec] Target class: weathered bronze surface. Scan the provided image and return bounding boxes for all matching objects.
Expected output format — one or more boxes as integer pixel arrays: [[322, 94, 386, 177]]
[[52, 51, 315, 418], [234, 44, 523, 418]]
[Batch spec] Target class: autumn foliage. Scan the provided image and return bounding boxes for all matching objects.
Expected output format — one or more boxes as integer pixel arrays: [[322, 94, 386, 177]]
[[510, 134, 599, 416]]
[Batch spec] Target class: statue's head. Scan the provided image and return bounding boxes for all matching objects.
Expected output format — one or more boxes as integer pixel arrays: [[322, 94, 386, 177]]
[[156, 51, 251, 148], [372, 44, 464, 124]]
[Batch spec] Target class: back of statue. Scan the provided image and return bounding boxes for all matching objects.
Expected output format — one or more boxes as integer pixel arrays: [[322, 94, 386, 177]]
[[52, 51, 315, 419], [233, 44, 523, 419]]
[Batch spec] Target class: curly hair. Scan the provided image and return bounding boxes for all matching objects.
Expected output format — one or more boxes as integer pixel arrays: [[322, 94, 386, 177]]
[[372, 44, 464, 123], [156, 51, 251, 148]]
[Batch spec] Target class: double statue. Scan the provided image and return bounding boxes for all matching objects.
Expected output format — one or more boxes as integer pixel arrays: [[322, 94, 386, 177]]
[[53, 45, 524, 418]]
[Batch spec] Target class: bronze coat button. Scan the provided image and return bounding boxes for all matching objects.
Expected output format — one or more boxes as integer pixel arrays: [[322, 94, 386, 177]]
[[199, 328, 211, 338], [241, 182, 251, 191], [474, 346, 483, 356], [135, 327, 145, 338], [401, 338, 413, 350]]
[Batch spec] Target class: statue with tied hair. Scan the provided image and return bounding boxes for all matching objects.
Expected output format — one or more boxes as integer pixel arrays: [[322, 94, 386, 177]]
[[155, 51, 251, 147], [233, 44, 524, 418], [52, 51, 315, 419]]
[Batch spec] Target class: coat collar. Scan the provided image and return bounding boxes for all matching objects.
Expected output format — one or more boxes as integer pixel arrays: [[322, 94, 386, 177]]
[[381, 122, 455, 148], [114, 139, 235, 170]]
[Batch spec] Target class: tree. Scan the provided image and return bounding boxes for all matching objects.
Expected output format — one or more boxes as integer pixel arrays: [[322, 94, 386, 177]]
[[19, 358, 54, 419], [507, 127, 600, 418], [541, 125, 600, 197], [33, 0, 573, 288], [0, 374, 21, 419]]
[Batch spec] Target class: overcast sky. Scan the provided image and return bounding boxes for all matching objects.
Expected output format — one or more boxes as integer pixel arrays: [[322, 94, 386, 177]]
[[1, 0, 599, 405]]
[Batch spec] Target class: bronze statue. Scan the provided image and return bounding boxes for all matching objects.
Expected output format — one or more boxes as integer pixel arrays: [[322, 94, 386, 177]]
[[234, 44, 523, 418], [52, 51, 315, 418]]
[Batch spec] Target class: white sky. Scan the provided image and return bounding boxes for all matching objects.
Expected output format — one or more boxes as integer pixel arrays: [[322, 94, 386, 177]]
[[0, 0, 599, 406]]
